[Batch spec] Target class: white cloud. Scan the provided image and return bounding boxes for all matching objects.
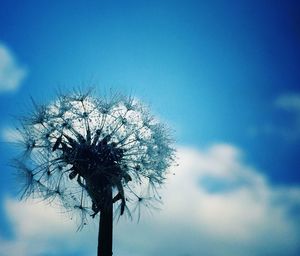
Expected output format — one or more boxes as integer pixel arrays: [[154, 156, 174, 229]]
[[1, 144, 300, 256], [1, 127, 22, 143], [0, 198, 98, 256], [0, 43, 27, 93]]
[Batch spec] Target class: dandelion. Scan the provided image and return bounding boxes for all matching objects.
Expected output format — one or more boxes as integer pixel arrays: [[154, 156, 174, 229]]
[[13, 89, 175, 256]]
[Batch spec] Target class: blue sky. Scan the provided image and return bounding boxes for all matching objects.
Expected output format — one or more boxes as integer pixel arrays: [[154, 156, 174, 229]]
[[0, 1, 300, 255]]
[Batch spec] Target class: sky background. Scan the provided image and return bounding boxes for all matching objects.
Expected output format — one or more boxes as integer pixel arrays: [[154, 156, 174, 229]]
[[0, 1, 300, 255]]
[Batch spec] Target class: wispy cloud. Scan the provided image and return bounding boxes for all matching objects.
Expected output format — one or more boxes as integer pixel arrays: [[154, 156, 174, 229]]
[[274, 93, 300, 140], [1, 144, 300, 256], [249, 93, 300, 141], [0, 43, 27, 93], [275, 93, 300, 112], [1, 127, 22, 143]]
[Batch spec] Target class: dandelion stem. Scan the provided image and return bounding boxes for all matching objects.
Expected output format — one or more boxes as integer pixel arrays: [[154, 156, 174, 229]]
[[98, 186, 113, 256]]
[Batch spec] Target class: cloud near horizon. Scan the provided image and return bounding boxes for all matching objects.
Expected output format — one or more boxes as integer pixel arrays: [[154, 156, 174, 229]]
[[0, 43, 27, 93], [1, 144, 300, 256]]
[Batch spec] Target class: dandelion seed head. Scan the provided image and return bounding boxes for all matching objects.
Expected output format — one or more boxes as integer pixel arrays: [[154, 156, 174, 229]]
[[13, 90, 175, 228]]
